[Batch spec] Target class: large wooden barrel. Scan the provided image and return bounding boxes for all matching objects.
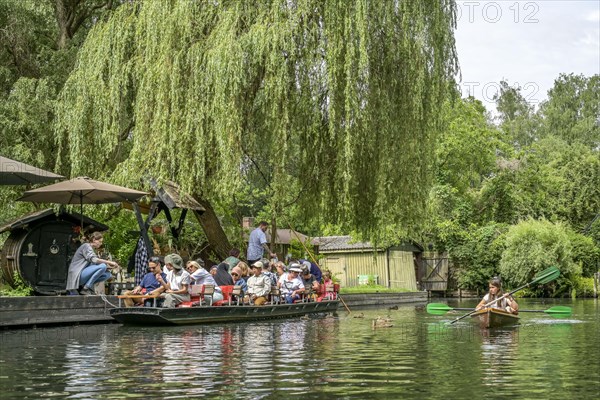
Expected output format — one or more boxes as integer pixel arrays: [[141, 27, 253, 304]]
[[1, 221, 80, 295]]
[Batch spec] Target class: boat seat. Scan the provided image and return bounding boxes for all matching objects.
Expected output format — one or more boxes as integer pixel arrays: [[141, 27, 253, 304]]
[[117, 292, 160, 307], [213, 285, 234, 306], [325, 283, 337, 300], [199, 284, 215, 306], [231, 285, 243, 306], [269, 287, 281, 304]]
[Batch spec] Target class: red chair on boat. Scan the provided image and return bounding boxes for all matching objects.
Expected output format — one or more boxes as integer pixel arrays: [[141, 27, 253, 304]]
[[178, 284, 215, 307], [325, 283, 338, 300], [213, 285, 234, 306]]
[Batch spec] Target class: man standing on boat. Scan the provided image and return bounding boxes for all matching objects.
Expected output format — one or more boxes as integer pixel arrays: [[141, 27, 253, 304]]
[[476, 277, 519, 314], [247, 221, 276, 265]]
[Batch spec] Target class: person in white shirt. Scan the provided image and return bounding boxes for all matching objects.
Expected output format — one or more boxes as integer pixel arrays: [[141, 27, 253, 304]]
[[245, 261, 272, 305], [156, 253, 191, 308], [476, 277, 519, 314], [185, 260, 223, 303], [278, 264, 305, 303]]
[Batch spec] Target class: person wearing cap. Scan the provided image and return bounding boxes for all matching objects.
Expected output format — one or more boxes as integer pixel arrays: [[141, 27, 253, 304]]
[[155, 253, 191, 308], [247, 221, 277, 265], [185, 260, 224, 303], [278, 263, 305, 303], [245, 261, 272, 305]]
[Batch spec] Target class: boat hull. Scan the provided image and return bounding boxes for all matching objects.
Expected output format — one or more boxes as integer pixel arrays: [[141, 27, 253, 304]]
[[110, 300, 340, 326], [471, 307, 519, 329]]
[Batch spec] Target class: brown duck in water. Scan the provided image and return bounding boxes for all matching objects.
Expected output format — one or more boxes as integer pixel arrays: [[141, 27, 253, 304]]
[[372, 316, 394, 329]]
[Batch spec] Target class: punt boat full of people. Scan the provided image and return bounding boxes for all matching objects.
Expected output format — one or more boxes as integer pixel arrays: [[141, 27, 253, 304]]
[[110, 283, 340, 326]]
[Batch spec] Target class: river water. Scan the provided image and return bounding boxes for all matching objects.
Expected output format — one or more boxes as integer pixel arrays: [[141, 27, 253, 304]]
[[0, 299, 598, 399]]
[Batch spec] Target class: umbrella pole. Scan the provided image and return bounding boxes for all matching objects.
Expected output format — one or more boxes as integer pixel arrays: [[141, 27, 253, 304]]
[[80, 195, 83, 231]]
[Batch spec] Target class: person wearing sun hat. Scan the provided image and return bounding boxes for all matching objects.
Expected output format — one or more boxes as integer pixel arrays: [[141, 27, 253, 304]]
[[278, 263, 305, 303], [156, 253, 191, 308]]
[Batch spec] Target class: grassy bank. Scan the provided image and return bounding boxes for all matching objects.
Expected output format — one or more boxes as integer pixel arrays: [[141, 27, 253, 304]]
[[340, 285, 415, 294]]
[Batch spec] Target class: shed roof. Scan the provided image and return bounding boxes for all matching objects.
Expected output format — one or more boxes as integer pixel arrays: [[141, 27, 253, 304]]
[[315, 235, 424, 253], [267, 229, 308, 245], [314, 235, 376, 252]]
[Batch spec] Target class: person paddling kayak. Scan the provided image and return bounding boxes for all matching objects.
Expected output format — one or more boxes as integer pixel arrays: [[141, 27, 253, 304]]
[[476, 277, 519, 315]]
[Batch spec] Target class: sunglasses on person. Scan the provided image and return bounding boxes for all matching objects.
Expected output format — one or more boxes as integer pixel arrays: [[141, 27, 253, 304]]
[[232, 273, 239, 277]]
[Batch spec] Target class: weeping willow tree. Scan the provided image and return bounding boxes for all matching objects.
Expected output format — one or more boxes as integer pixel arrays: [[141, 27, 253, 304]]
[[56, 0, 458, 241]]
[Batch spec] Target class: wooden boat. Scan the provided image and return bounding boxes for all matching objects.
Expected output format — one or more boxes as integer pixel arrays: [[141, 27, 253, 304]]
[[110, 299, 340, 326], [470, 307, 520, 329]]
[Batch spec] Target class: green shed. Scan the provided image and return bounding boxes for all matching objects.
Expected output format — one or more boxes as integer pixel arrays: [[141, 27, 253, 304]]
[[316, 236, 421, 290]]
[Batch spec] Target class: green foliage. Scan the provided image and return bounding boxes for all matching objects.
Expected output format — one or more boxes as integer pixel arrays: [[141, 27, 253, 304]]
[[96, 209, 139, 264], [288, 238, 314, 260], [436, 222, 508, 290], [570, 276, 596, 298], [537, 73, 600, 148], [499, 219, 580, 295], [436, 97, 500, 194], [493, 80, 537, 149], [55, 0, 459, 241], [566, 230, 600, 278], [0, 271, 33, 296]]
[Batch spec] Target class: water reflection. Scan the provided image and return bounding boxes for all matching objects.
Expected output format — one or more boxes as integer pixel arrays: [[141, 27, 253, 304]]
[[479, 328, 519, 386], [0, 300, 598, 399]]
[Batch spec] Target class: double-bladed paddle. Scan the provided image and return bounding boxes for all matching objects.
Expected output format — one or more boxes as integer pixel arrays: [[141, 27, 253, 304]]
[[448, 266, 561, 324], [427, 303, 572, 318]]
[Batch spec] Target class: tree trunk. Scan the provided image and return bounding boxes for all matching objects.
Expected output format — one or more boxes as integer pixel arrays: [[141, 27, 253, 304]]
[[55, 0, 71, 49], [192, 198, 231, 261]]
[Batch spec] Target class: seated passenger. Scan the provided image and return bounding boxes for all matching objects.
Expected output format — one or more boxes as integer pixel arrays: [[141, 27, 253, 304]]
[[231, 266, 248, 294], [322, 271, 333, 286], [214, 262, 234, 286], [223, 248, 241, 271], [300, 264, 320, 295], [156, 254, 191, 308], [185, 260, 224, 303], [260, 258, 278, 286], [122, 256, 166, 307], [274, 261, 286, 280], [300, 259, 322, 283], [236, 261, 251, 282], [278, 264, 305, 303], [245, 261, 272, 305]]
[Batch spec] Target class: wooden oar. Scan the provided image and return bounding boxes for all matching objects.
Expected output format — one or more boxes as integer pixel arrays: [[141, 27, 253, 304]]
[[449, 266, 561, 324], [427, 303, 572, 318]]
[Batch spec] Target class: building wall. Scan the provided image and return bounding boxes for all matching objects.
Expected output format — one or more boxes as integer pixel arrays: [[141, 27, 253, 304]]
[[320, 249, 417, 290], [388, 250, 418, 291]]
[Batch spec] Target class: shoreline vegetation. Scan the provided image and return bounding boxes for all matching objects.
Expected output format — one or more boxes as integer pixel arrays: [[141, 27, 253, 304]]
[[0, 1, 597, 299]]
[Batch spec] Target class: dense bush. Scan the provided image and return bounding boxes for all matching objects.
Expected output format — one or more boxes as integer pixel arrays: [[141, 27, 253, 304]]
[[499, 219, 581, 296]]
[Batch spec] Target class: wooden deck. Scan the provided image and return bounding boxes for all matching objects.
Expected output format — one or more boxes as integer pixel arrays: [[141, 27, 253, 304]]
[[0, 295, 118, 328]]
